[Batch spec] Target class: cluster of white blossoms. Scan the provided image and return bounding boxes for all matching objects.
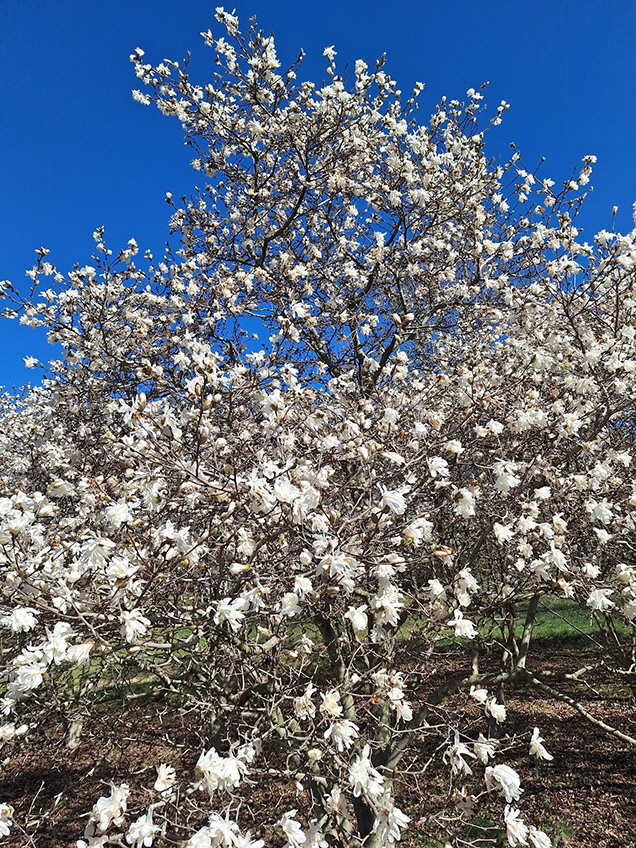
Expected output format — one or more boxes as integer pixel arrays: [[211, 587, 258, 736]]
[[2, 7, 636, 847]]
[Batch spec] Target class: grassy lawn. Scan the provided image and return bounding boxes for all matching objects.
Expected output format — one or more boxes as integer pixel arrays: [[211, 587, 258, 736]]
[[526, 596, 630, 643]]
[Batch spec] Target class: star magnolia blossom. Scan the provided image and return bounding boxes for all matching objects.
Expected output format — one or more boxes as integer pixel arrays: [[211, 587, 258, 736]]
[[294, 683, 317, 720], [374, 791, 410, 845], [195, 747, 249, 795], [529, 727, 554, 761], [344, 604, 368, 632], [121, 609, 151, 643], [486, 699, 507, 724], [349, 745, 385, 800], [91, 783, 130, 832], [450, 609, 478, 639], [2, 607, 38, 633], [320, 689, 343, 717], [474, 734, 497, 764], [378, 488, 407, 515], [277, 811, 307, 848], [0, 804, 13, 839], [154, 763, 176, 793], [454, 487, 477, 518], [504, 806, 529, 847], [126, 806, 160, 848], [324, 719, 359, 751], [444, 731, 477, 776], [485, 765, 523, 803]]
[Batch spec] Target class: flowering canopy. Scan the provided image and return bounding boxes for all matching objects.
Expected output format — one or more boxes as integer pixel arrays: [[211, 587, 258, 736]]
[[1, 8, 636, 847]]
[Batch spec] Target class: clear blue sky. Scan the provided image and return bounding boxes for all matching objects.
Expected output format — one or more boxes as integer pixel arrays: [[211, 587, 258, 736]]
[[1, 0, 635, 390]]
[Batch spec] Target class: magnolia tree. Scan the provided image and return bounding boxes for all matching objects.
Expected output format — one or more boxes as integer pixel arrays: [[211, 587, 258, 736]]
[[1, 9, 636, 848]]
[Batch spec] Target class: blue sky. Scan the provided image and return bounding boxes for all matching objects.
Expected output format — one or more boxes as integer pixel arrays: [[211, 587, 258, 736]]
[[1, 0, 635, 390]]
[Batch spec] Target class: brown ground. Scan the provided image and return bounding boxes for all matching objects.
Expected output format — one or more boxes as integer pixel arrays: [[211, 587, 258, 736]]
[[2, 638, 636, 847]]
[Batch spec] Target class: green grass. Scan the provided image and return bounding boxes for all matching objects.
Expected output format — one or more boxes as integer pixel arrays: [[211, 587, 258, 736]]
[[522, 595, 631, 643]]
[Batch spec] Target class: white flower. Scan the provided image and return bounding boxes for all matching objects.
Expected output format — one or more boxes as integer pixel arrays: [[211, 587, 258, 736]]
[[455, 567, 479, 605], [294, 683, 317, 720], [208, 812, 241, 848], [47, 478, 74, 497], [2, 607, 38, 633], [373, 584, 405, 629], [91, 783, 130, 832], [450, 609, 478, 639], [388, 687, 413, 722], [379, 488, 407, 515], [121, 609, 151, 643], [107, 556, 139, 581], [304, 821, 328, 848], [454, 487, 476, 518], [320, 553, 357, 589], [207, 812, 247, 847], [184, 827, 212, 848], [529, 727, 553, 761], [493, 460, 521, 493], [486, 698, 507, 724], [277, 810, 306, 847], [594, 527, 612, 544], [493, 522, 515, 544], [469, 686, 488, 704], [274, 477, 302, 504], [280, 592, 301, 617], [587, 588, 614, 612], [0, 723, 17, 742], [195, 747, 248, 795], [445, 439, 464, 454], [344, 604, 368, 632], [66, 642, 94, 665], [545, 545, 567, 571], [427, 456, 450, 478], [504, 806, 529, 847], [533, 486, 551, 500], [324, 785, 348, 818], [126, 806, 160, 847], [0, 803, 13, 839], [77, 828, 109, 848], [214, 597, 248, 631], [349, 745, 384, 800], [403, 517, 433, 546], [428, 578, 447, 600], [382, 450, 405, 465], [374, 791, 410, 844], [104, 500, 133, 528], [320, 689, 343, 717], [132, 89, 151, 106], [444, 730, 476, 776], [44, 621, 72, 664], [485, 764, 522, 802], [324, 720, 359, 751], [294, 575, 313, 597], [214, 7, 239, 34], [587, 497, 614, 525], [474, 734, 497, 763], [237, 739, 259, 763], [154, 763, 176, 793], [14, 661, 46, 692]]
